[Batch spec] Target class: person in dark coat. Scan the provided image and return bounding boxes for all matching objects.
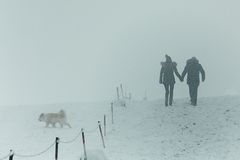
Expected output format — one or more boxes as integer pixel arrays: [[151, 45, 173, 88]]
[[159, 55, 182, 106], [181, 57, 205, 106]]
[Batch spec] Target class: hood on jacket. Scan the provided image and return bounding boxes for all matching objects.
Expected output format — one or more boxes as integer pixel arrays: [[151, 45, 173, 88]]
[[187, 57, 199, 64], [165, 54, 172, 63]]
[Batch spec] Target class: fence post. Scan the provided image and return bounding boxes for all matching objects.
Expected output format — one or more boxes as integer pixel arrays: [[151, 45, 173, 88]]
[[9, 150, 14, 160], [98, 121, 105, 148], [111, 102, 114, 124], [104, 115, 106, 136], [81, 128, 87, 160], [55, 137, 59, 160], [116, 87, 120, 100], [120, 84, 124, 99]]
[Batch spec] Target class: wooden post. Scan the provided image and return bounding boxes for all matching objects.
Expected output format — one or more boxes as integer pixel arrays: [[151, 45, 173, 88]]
[[120, 84, 124, 99], [81, 128, 87, 160], [116, 87, 120, 100], [144, 90, 147, 101], [111, 102, 114, 124], [98, 121, 105, 148], [55, 137, 59, 160], [104, 115, 106, 136], [9, 150, 14, 160]]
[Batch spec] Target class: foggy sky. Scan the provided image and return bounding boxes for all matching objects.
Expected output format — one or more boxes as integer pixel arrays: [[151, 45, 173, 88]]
[[0, 0, 239, 105]]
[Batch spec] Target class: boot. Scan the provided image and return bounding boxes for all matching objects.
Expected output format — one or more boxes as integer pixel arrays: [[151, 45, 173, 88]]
[[165, 94, 169, 106], [169, 96, 173, 106]]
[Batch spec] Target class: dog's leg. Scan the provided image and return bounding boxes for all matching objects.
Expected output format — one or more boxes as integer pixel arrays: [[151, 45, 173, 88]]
[[66, 123, 71, 128]]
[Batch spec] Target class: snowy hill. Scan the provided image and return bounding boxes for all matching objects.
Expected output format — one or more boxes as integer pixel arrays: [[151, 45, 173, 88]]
[[0, 96, 240, 160]]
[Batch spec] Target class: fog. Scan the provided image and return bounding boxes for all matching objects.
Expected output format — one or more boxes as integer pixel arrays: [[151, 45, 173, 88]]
[[0, 0, 239, 105]]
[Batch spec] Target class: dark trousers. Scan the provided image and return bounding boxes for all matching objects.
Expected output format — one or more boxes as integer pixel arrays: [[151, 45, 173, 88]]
[[188, 84, 199, 106], [164, 83, 174, 106]]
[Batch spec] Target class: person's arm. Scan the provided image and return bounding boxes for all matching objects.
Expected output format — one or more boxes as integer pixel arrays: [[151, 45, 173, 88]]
[[173, 62, 182, 81], [181, 65, 188, 81], [159, 67, 164, 84], [199, 64, 205, 82]]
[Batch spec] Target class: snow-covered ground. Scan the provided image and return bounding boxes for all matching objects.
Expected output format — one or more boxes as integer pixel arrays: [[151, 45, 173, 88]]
[[1, 96, 240, 160]]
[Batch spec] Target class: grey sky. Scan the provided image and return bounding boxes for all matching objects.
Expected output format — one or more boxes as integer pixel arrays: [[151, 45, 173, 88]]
[[0, 0, 239, 105]]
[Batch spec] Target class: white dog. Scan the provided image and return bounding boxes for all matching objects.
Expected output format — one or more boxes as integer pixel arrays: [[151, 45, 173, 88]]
[[38, 110, 71, 128]]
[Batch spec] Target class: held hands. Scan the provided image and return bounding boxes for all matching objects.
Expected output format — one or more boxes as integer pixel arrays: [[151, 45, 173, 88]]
[[179, 76, 184, 82]]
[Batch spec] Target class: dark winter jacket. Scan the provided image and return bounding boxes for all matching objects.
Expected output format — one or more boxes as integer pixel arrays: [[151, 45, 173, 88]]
[[160, 61, 181, 85], [181, 58, 205, 85]]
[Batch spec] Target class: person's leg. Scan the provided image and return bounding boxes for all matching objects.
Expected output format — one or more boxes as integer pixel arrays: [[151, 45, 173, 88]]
[[169, 84, 174, 106], [164, 84, 169, 106], [192, 84, 199, 106], [188, 84, 193, 104]]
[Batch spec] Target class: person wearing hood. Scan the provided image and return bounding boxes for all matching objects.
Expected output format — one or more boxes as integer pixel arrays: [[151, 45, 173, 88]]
[[159, 55, 182, 106], [181, 57, 205, 106]]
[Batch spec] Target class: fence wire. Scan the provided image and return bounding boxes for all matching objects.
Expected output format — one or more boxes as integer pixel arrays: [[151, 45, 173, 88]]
[[59, 131, 82, 144], [12, 125, 101, 159], [85, 126, 99, 134], [14, 141, 55, 158], [0, 153, 9, 160]]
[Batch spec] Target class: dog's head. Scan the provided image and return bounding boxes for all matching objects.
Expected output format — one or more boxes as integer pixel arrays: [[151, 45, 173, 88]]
[[38, 113, 45, 121]]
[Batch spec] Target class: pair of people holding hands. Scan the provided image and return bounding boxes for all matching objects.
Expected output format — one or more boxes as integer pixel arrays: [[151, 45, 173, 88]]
[[159, 55, 205, 106]]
